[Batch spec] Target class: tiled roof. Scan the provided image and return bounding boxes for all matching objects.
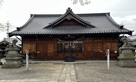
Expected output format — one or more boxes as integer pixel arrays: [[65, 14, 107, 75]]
[[9, 8, 132, 36]]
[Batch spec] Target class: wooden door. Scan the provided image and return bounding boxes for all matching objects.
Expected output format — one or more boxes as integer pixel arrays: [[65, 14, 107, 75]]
[[93, 42, 104, 59], [36, 43, 47, 59], [84, 41, 94, 59], [47, 43, 55, 59]]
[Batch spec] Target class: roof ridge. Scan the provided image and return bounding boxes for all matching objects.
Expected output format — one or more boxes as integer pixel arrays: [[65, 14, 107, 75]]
[[30, 14, 62, 16]]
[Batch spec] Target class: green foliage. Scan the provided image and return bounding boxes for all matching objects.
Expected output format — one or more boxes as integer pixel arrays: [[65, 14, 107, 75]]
[[0, 23, 4, 28]]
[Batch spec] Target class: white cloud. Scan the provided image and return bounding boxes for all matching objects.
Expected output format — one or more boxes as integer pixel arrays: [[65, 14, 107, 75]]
[[0, 0, 136, 35], [113, 15, 136, 35]]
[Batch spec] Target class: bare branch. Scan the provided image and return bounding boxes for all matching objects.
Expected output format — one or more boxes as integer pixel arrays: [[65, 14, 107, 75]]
[[72, 0, 91, 6], [72, 0, 78, 4]]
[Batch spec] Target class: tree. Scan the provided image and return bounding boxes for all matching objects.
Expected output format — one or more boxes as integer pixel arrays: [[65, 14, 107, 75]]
[[71, 0, 91, 6]]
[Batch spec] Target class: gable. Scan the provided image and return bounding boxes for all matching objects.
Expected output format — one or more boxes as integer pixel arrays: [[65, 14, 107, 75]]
[[45, 8, 95, 28], [55, 17, 87, 27]]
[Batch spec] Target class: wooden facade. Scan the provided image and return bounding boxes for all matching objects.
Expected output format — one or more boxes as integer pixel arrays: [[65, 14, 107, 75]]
[[22, 35, 118, 60]]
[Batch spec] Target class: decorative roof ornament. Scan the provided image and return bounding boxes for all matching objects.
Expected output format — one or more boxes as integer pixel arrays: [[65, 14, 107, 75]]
[[66, 7, 73, 13], [67, 7, 72, 11], [71, 0, 91, 6]]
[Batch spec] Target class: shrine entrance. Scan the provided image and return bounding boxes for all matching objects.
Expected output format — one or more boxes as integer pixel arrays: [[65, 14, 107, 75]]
[[57, 41, 83, 53], [56, 40, 83, 60]]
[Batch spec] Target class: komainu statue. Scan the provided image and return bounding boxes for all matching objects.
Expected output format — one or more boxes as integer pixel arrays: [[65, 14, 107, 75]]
[[120, 36, 132, 47]]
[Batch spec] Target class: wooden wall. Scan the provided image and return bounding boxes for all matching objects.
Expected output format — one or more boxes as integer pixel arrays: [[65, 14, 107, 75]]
[[22, 37, 118, 60], [84, 38, 118, 60]]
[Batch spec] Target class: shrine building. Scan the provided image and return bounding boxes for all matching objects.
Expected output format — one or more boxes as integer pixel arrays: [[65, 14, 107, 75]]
[[9, 8, 132, 60]]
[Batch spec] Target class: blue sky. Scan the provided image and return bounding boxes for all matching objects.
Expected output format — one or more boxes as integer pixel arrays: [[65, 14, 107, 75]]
[[0, 0, 136, 40]]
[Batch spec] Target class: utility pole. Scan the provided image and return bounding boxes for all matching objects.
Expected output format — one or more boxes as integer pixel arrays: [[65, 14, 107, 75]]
[[6, 21, 10, 38]]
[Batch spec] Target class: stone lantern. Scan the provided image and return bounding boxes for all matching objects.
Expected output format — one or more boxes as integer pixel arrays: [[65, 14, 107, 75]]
[[118, 37, 136, 67], [1, 39, 22, 68]]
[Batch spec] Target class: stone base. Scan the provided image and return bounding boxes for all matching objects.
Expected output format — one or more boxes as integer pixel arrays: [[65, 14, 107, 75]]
[[118, 47, 136, 68], [118, 60, 136, 67], [1, 60, 22, 68]]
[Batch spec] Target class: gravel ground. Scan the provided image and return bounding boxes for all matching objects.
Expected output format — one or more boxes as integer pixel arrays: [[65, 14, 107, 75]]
[[0, 63, 64, 81], [0, 61, 136, 82], [75, 62, 136, 82]]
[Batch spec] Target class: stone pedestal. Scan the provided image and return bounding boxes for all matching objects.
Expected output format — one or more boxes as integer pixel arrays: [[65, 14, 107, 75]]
[[0, 49, 3, 65], [118, 47, 136, 67], [1, 47, 22, 68], [0, 62, 2, 65]]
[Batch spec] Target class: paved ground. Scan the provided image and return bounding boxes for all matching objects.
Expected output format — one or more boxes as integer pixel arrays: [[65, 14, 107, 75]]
[[75, 61, 136, 82], [0, 61, 136, 82], [0, 62, 63, 82]]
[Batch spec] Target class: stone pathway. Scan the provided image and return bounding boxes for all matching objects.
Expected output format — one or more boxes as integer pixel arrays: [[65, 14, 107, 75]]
[[59, 63, 76, 82]]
